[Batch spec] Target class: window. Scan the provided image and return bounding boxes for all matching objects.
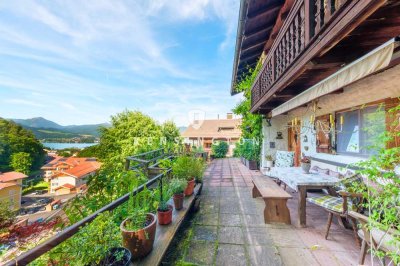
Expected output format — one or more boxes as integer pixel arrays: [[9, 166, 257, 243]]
[[336, 105, 385, 156]]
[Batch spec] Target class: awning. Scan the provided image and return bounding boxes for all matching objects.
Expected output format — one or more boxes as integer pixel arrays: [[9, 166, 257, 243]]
[[271, 39, 396, 117]]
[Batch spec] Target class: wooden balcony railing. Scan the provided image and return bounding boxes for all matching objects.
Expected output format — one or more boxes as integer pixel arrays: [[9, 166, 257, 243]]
[[251, 0, 350, 109]]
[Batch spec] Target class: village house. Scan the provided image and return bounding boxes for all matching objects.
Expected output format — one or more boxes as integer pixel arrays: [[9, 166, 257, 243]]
[[182, 113, 242, 156], [49, 160, 100, 195], [0, 171, 27, 210], [231, 0, 400, 170]]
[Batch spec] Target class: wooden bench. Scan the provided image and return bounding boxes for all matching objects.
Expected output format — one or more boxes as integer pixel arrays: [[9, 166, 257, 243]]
[[251, 176, 292, 225]]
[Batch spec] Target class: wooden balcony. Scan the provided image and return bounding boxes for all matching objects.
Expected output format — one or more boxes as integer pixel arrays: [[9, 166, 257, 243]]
[[250, 0, 400, 113]]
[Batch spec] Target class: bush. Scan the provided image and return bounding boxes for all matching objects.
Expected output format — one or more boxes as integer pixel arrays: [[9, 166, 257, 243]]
[[211, 141, 229, 158], [239, 140, 259, 161], [172, 156, 194, 181]]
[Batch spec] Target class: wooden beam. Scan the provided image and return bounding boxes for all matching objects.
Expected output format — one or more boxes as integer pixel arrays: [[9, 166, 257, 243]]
[[239, 53, 260, 63], [247, 2, 282, 20], [244, 25, 273, 40], [241, 40, 265, 52]]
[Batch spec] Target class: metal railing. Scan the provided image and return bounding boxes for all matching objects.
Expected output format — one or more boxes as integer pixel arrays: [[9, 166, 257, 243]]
[[5, 150, 172, 266]]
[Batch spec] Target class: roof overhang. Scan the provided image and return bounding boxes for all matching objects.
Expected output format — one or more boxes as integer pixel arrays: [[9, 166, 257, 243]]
[[231, 0, 285, 95]]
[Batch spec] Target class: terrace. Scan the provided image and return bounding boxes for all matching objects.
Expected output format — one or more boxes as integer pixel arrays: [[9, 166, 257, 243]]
[[3, 150, 383, 266]]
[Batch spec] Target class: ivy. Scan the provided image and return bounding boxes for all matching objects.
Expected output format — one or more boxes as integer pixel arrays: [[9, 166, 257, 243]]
[[233, 66, 262, 162]]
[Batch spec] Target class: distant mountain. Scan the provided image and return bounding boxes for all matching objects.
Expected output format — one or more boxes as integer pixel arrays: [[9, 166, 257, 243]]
[[10, 117, 109, 141], [12, 117, 63, 129]]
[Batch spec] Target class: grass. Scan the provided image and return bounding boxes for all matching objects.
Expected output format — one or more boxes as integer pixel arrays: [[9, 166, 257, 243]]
[[23, 181, 49, 195]]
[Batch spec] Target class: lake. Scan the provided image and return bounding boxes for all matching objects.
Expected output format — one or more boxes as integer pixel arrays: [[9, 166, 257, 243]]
[[42, 143, 97, 150]]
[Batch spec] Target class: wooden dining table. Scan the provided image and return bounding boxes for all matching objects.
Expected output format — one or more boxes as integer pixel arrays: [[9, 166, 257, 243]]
[[264, 167, 340, 227]]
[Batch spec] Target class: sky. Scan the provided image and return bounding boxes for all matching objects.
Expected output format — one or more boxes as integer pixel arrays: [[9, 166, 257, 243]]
[[0, 0, 243, 126]]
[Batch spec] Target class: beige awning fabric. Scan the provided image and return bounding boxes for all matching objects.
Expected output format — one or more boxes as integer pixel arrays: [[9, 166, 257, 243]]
[[271, 39, 396, 117]]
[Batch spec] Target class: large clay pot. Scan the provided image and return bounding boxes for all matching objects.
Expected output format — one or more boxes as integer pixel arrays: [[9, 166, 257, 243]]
[[157, 204, 173, 225], [301, 163, 311, 174], [173, 193, 184, 210], [120, 213, 156, 260], [184, 178, 195, 196]]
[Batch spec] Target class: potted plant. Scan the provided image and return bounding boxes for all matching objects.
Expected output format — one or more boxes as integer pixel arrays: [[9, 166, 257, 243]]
[[120, 188, 157, 260], [192, 158, 206, 184], [172, 156, 196, 196], [157, 200, 173, 225], [265, 154, 273, 168], [169, 178, 186, 210], [61, 211, 131, 266], [301, 154, 311, 174]]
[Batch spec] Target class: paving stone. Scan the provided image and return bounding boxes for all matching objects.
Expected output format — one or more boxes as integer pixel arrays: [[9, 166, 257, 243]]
[[194, 212, 219, 226], [192, 225, 218, 242], [243, 227, 274, 245], [185, 241, 216, 265], [219, 213, 242, 226], [218, 226, 245, 244], [248, 245, 282, 266], [243, 214, 266, 227], [215, 244, 248, 266], [277, 247, 319, 266]]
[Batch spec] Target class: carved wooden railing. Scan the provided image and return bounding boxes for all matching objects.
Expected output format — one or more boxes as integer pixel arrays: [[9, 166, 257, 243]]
[[251, 0, 350, 109]]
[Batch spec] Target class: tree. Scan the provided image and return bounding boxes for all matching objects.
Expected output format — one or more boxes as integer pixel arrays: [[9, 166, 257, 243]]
[[0, 118, 45, 172], [0, 200, 16, 229], [95, 110, 163, 168], [161, 120, 182, 152], [10, 152, 32, 174]]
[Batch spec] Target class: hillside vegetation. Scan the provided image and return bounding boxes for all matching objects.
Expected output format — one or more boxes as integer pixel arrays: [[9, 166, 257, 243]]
[[0, 118, 45, 173]]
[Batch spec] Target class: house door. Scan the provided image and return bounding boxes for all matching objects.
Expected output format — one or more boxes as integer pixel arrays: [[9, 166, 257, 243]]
[[288, 124, 301, 166]]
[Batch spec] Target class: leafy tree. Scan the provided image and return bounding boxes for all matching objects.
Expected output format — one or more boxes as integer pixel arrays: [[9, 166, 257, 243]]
[[0, 118, 45, 172], [0, 200, 16, 229], [10, 152, 32, 174], [211, 141, 229, 158], [232, 66, 262, 162], [95, 110, 163, 168], [77, 145, 100, 158]]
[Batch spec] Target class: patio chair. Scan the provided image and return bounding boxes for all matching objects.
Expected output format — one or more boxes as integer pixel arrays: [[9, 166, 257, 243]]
[[349, 211, 400, 265], [306, 173, 364, 246]]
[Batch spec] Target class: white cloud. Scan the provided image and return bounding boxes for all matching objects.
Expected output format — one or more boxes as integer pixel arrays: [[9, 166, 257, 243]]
[[4, 98, 45, 108]]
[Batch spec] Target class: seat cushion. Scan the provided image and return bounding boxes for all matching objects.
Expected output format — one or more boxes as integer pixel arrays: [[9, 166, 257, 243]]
[[307, 195, 353, 213], [275, 151, 294, 167]]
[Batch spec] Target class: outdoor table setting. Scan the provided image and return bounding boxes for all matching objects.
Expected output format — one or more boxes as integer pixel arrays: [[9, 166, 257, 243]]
[[264, 167, 340, 227]]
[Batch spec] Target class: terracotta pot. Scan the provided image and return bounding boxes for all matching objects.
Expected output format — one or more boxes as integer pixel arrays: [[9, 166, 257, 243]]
[[157, 204, 173, 225], [173, 193, 184, 210], [120, 213, 157, 260], [184, 178, 195, 196]]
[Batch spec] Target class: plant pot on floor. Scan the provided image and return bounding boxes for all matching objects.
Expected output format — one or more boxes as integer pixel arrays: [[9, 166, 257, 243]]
[[173, 193, 184, 210], [100, 247, 131, 266], [120, 213, 157, 260], [266, 160, 273, 168], [247, 160, 258, 170], [157, 204, 173, 225], [184, 178, 195, 196], [301, 162, 311, 174]]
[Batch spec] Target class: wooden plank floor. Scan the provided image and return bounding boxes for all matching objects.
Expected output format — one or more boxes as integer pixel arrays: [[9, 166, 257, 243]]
[[132, 184, 201, 266]]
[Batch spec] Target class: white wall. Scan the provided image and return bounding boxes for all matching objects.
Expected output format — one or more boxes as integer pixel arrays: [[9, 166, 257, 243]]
[[50, 175, 76, 193], [261, 115, 289, 168]]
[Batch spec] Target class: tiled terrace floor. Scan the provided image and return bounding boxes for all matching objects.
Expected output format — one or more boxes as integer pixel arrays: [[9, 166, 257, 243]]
[[164, 158, 377, 265]]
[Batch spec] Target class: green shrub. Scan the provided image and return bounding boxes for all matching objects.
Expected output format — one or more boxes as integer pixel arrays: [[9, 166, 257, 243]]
[[169, 178, 187, 195], [241, 140, 259, 161], [211, 141, 229, 158], [172, 156, 194, 181]]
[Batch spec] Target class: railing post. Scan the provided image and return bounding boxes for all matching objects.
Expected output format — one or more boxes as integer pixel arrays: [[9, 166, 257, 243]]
[[304, 0, 315, 44], [124, 159, 130, 171]]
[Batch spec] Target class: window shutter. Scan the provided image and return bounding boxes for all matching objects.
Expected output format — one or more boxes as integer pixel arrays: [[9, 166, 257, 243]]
[[385, 98, 400, 148], [315, 115, 332, 154]]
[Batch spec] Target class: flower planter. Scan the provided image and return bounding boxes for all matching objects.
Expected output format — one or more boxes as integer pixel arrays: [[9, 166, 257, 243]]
[[301, 162, 311, 174], [184, 178, 195, 196], [247, 159, 258, 170], [157, 205, 173, 225], [100, 247, 131, 266], [173, 193, 184, 210], [120, 213, 157, 260], [266, 160, 273, 168]]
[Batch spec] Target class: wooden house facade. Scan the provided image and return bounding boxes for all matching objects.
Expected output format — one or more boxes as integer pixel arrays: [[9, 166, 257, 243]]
[[232, 0, 400, 169]]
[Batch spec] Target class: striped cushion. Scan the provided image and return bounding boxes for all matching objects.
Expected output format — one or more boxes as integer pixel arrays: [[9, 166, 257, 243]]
[[307, 195, 353, 213]]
